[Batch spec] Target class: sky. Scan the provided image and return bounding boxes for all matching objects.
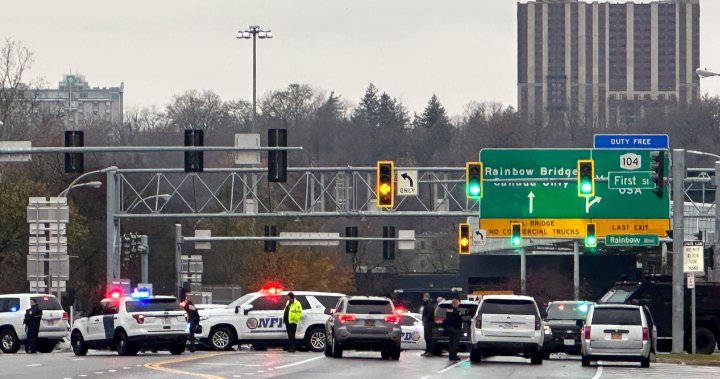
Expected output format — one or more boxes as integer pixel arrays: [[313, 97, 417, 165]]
[[2, 0, 720, 118]]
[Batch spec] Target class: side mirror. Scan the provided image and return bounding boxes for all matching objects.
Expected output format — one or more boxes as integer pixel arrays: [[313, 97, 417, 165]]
[[243, 304, 253, 316], [324, 308, 335, 315], [576, 320, 585, 328]]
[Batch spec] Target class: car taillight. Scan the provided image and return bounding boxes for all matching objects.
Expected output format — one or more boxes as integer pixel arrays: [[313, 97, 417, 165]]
[[338, 314, 356, 323], [583, 326, 591, 339], [132, 314, 145, 324], [642, 327, 649, 341], [535, 318, 541, 330], [384, 315, 399, 323], [475, 314, 482, 329], [434, 316, 444, 323], [62, 312, 68, 321]]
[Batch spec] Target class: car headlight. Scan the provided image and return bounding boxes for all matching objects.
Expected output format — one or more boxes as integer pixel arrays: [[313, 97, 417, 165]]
[[543, 325, 552, 335]]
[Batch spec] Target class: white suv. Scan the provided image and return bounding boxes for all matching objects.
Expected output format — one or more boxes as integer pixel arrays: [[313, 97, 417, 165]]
[[197, 290, 344, 352], [470, 295, 545, 364], [70, 293, 187, 356], [0, 294, 70, 353]]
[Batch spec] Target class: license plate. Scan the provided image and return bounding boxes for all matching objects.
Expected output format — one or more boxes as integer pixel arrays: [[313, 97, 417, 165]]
[[163, 318, 171, 325], [564, 339, 575, 346], [364, 320, 375, 327], [611, 333, 622, 340], [499, 323, 515, 329]]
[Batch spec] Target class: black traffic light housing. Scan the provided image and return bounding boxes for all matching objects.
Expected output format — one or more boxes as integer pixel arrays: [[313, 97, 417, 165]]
[[268, 129, 288, 182], [510, 223, 522, 247], [345, 226, 358, 254], [577, 159, 594, 197], [585, 223, 597, 248], [383, 226, 395, 260], [264, 225, 278, 252], [650, 150, 665, 198], [466, 162, 483, 199], [377, 161, 394, 208], [459, 223, 470, 254], [184, 129, 204, 172], [64, 130, 84, 173]]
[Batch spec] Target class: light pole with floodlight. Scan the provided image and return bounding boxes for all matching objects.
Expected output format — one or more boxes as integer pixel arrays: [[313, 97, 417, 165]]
[[236, 25, 272, 133]]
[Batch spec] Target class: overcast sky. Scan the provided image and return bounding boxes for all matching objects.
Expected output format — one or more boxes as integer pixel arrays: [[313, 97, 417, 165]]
[[2, 0, 720, 117]]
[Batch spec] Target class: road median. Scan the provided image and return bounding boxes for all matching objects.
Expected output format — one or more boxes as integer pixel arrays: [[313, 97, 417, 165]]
[[655, 353, 720, 366]]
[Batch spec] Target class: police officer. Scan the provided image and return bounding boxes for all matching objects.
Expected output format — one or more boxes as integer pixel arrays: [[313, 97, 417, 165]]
[[283, 292, 302, 352], [23, 299, 43, 354], [444, 299, 462, 362], [420, 292, 435, 357], [183, 296, 200, 353]]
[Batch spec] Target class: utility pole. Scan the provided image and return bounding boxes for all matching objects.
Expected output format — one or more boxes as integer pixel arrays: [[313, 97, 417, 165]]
[[671, 149, 685, 353]]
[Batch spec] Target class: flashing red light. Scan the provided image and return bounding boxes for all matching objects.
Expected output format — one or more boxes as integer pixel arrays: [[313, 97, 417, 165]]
[[384, 315, 399, 323], [557, 304, 565, 311], [395, 306, 407, 314], [43, 297, 49, 301], [338, 314, 356, 323], [110, 291, 122, 299], [260, 281, 283, 295]]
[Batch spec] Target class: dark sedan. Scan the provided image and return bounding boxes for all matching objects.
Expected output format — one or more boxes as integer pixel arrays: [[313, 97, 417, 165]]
[[542, 301, 594, 356]]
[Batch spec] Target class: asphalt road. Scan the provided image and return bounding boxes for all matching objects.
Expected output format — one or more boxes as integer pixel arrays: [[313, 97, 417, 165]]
[[1, 349, 718, 379]]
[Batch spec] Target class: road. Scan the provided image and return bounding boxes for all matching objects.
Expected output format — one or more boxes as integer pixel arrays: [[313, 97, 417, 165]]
[[1, 349, 717, 379]]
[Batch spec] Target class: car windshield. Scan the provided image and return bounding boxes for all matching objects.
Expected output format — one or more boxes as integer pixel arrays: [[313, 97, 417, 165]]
[[546, 302, 592, 320], [347, 299, 392, 314], [591, 307, 642, 325], [31, 296, 62, 311], [599, 286, 636, 303], [125, 298, 182, 313], [479, 299, 537, 316], [228, 293, 256, 308]]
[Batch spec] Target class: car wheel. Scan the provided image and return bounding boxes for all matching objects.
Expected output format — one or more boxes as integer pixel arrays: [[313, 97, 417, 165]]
[[169, 344, 185, 355], [530, 351, 543, 365], [0, 329, 21, 354], [695, 327, 717, 355], [71, 331, 88, 356], [331, 332, 343, 358], [389, 345, 401, 360], [640, 356, 650, 368], [209, 326, 235, 351], [470, 347, 481, 363], [581, 356, 591, 367], [432, 343, 443, 356], [304, 327, 326, 352], [115, 330, 135, 356], [324, 334, 332, 357], [37, 340, 58, 353], [380, 350, 389, 360]]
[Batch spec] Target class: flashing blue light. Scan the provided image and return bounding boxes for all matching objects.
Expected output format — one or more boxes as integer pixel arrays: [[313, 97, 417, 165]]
[[9, 306, 18, 312], [578, 303, 589, 313], [130, 289, 151, 299]]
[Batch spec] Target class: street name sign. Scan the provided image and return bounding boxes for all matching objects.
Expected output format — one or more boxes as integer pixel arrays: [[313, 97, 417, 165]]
[[683, 241, 704, 274], [594, 134, 669, 149], [604, 234, 659, 246], [397, 170, 418, 196]]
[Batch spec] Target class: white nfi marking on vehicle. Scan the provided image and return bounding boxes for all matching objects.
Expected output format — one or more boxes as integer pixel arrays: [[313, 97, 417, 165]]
[[436, 359, 468, 373], [592, 365, 603, 379], [274, 355, 324, 369]]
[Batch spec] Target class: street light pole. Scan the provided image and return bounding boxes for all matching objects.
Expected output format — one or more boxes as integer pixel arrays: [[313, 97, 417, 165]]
[[237, 25, 272, 133]]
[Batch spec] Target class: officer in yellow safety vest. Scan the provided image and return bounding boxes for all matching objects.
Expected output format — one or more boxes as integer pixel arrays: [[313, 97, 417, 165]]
[[283, 292, 303, 352]]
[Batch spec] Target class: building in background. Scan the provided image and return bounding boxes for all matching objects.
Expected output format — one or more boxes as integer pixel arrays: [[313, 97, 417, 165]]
[[25, 74, 124, 126], [517, 0, 699, 128]]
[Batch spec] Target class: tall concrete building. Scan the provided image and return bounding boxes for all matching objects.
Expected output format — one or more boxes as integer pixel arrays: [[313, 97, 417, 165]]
[[24, 74, 124, 126], [517, 0, 700, 128]]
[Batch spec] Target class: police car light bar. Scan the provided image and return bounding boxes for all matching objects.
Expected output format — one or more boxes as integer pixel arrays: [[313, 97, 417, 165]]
[[131, 289, 152, 299]]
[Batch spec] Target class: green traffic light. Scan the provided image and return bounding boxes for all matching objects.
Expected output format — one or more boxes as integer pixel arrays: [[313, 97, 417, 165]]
[[580, 180, 592, 194], [511, 236, 521, 246], [468, 183, 481, 196], [586, 236, 596, 247]]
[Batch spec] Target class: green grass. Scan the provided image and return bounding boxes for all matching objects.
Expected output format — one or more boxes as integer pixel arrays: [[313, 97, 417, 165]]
[[657, 353, 720, 362]]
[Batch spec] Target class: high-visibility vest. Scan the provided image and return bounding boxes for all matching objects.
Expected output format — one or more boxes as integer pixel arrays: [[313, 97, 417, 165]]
[[286, 299, 302, 324]]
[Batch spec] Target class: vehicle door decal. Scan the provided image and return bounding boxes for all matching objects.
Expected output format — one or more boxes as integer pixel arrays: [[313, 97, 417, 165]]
[[103, 315, 114, 340], [246, 316, 284, 333]]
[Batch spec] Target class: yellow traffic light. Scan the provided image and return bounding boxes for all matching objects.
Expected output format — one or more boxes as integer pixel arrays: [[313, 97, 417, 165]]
[[377, 161, 394, 208], [459, 223, 470, 254]]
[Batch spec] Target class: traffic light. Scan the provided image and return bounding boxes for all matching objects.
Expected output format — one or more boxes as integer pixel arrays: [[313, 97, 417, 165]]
[[268, 128, 288, 182], [64, 130, 84, 173], [264, 225, 277, 252], [458, 223, 470, 254], [585, 223, 597, 248], [577, 159, 595, 197], [184, 129, 204, 172], [466, 162, 483, 199], [345, 226, 358, 254], [650, 150, 665, 198], [510, 223, 522, 247], [382, 226, 395, 260], [377, 161, 394, 208]]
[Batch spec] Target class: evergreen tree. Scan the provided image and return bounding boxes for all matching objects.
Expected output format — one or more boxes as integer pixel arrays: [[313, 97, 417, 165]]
[[351, 83, 380, 128]]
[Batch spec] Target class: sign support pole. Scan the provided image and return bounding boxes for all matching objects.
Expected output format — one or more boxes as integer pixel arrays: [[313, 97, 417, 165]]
[[573, 240, 580, 300], [520, 247, 526, 295], [691, 283, 696, 354], [671, 149, 685, 353], [175, 224, 183, 299], [715, 161, 720, 282]]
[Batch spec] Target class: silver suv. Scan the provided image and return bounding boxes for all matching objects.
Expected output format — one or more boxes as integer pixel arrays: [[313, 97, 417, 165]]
[[324, 296, 402, 360], [579, 304, 655, 368]]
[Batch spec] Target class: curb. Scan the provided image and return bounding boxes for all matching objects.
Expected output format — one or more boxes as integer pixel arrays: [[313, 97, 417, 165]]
[[656, 358, 720, 367]]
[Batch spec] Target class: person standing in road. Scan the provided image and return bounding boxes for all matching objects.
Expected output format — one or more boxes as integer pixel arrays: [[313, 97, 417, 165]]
[[444, 299, 462, 362], [283, 292, 302, 353], [23, 299, 43, 354], [183, 296, 200, 353], [420, 292, 435, 357]]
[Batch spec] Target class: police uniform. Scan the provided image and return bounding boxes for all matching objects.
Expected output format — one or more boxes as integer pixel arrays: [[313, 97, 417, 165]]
[[444, 305, 462, 361], [184, 299, 200, 352]]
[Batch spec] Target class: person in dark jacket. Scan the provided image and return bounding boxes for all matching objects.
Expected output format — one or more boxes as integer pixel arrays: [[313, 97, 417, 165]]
[[420, 292, 435, 357], [443, 299, 462, 362], [23, 299, 43, 354], [183, 297, 200, 352]]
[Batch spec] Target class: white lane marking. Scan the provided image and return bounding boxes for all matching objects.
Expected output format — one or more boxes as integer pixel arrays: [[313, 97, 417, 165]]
[[95, 372, 104, 375], [421, 377, 430, 379], [122, 367, 131, 369], [72, 358, 85, 361], [108, 369, 117, 372], [257, 370, 265, 373], [592, 365, 603, 379], [436, 359, 467, 373], [79, 375, 88, 378], [274, 355, 324, 370], [233, 376, 242, 378], [26, 364, 42, 367], [199, 363, 261, 367]]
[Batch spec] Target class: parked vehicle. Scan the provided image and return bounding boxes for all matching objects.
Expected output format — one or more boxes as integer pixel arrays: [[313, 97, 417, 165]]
[[430, 300, 478, 355], [0, 294, 70, 353], [542, 301, 594, 356]]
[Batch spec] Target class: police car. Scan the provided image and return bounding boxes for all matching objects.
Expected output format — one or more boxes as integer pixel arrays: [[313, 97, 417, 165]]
[[197, 286, 345, 352], [70, 290, 187, 356], [0, 293, 70, 353], [398, 312, 426, 351]]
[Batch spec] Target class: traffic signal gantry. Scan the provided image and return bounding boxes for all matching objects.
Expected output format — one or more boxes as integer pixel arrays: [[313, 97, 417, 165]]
[[376, 161, 394, 208]]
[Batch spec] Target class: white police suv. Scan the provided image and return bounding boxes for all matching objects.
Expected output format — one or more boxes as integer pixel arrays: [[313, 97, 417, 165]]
[[197, 287, 345, 352], [0, 293, 70, 353], [70, 290, 187, 356]]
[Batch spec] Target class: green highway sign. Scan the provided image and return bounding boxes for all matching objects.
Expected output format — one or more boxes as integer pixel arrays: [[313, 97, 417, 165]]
[[605, 234, 659, 246], [478, 148, 669, 219]]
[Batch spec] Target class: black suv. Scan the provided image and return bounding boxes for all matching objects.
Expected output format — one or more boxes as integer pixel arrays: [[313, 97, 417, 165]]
[[431, 300, 478, 355], [542, 301, 594, 355]]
